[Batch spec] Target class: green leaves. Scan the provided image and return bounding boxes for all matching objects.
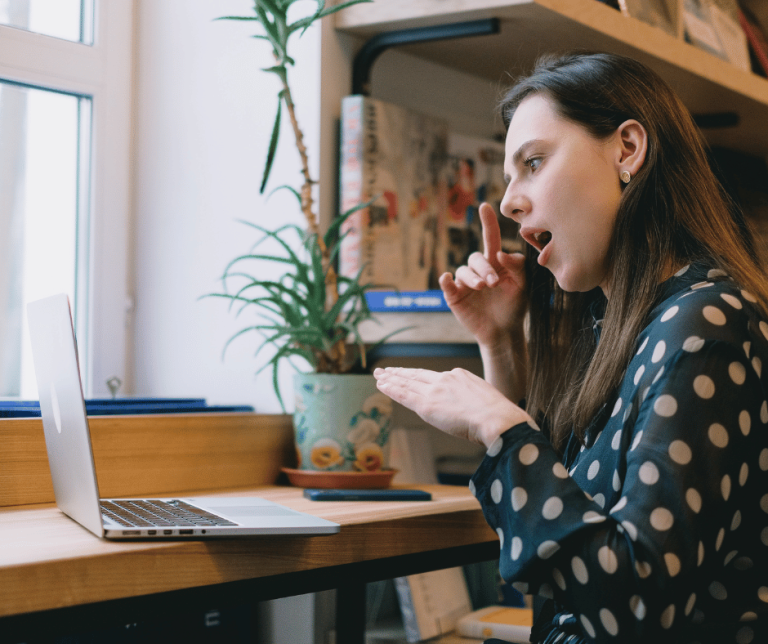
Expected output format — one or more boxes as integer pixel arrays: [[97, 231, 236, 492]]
[[219, 0, 372, 64], [261, 91, 284, 193], [211, 0, 397, 409], [218, 0, 371, 196], [205, 216, 389, 408], [289, 0, 373, 37]]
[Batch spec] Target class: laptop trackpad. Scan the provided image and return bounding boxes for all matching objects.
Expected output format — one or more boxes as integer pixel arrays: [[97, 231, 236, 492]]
[[208, 506, 299, 517]]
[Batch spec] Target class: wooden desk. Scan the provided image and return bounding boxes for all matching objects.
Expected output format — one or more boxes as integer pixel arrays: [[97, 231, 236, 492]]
[[0, 415, 499, 642]]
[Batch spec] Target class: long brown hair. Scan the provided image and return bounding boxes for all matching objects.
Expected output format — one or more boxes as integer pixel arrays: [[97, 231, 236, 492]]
[[500, 51, 768, 450]]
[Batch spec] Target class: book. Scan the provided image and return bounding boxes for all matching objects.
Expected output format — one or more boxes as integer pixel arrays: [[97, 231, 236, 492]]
[[394, 568, 473, 642], [388, 426, 439, 485], [339, 96, 517, 313], [389, 428, 469, 642], [455, 606, 533, 643], [683, 0, 730, 58], [339, 95, 450, 305], [445, 132, 522, 272], [708, 0, 751, 70], [680, 0, 752, 72], [740, 0, 768, 36], [0, 398, 254, 417], [618, 0, 678, 37], [738, 4, 768, 76], [364, 289, 450, 312]]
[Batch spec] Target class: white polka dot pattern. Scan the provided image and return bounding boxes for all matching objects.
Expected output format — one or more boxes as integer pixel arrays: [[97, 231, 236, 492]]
[[598, 546, 618, 573], [703, 305, 726, 326], [542, 496, 564, 520], [467, 265, 768, 642], [654, 395, 677, 417], [487, 436, 503, 457], [639, 461, 659, 485], [600, 608, 619, 636], [686, 488, 702, 513], [665, 552, 681, 577], [694, 375, 716, 398], [511, 486, 527, 511], [490, 479, 503, 503], [660, 604, 675, 629], [669, 439, 692, 464], [518, 443, 539, 465], [683, 336, 705, 352]]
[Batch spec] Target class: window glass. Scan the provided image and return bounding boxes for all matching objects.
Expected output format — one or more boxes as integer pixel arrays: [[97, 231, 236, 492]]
[[0, 0, 93, 44], [0, 80, 91, 397]]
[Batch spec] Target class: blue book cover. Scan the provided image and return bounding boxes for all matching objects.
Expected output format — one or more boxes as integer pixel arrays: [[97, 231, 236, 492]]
[[0, 399, 253, 418], [365, 290, 450, 312]]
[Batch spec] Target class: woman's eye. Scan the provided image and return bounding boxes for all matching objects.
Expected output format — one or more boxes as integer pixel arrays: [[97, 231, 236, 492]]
[[525, 157, 542, 172]]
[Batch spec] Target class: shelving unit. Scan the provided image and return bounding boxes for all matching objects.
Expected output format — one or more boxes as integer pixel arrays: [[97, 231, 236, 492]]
[[335, 0, 768, 155], [322, 0, 768, 346]]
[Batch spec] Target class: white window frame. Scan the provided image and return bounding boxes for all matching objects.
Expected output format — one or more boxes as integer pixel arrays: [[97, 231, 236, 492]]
[[0, 0, 133, 396]]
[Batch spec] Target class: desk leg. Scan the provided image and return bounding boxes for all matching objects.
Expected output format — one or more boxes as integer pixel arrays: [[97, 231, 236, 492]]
[[336, 582, 366, 644]]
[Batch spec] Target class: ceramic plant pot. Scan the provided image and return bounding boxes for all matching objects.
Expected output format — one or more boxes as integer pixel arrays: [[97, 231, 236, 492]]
[[292, 373, 393, 472]]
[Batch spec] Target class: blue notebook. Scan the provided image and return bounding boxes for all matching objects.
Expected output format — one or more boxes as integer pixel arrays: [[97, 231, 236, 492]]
[[365, 290, 450, 312], [0, 398, 254, 418]]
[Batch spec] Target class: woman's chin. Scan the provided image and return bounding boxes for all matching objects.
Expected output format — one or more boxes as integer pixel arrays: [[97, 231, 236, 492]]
[[553, 269, 600, 294]]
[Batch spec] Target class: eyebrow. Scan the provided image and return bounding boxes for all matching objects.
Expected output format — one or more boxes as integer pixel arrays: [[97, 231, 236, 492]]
[[511, 139, 545, 167], [504, 138, 545, 182]]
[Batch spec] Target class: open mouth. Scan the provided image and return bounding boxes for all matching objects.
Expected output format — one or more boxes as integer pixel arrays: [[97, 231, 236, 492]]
[[534, 231, 552, 249], [520, 227, 553, 255]]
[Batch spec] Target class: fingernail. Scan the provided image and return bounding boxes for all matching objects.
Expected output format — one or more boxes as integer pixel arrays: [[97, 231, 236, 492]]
[[486, 274, 498, 285]]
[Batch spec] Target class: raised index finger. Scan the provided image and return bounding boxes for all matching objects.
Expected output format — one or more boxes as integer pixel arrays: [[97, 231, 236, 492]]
[[479, 202, 502, 267]]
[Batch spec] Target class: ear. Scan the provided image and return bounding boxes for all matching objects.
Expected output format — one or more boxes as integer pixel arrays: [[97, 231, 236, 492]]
[[615, 119, 647, 178]]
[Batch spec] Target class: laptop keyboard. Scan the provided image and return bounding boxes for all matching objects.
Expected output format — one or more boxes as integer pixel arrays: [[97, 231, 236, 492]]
[[100, 499, 237, 528]]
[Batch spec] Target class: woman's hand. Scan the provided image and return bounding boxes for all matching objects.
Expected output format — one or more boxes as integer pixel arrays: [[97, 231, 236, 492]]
[[373, 366, 534, 448], [440, 203, 528, 349]]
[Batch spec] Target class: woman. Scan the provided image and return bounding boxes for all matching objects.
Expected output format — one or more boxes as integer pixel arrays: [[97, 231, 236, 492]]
[[374, 51, 768, 643]]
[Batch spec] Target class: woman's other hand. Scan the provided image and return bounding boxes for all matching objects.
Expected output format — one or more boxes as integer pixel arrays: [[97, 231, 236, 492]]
[[373, 366, 534, 448], [439, 203, 527, 349]]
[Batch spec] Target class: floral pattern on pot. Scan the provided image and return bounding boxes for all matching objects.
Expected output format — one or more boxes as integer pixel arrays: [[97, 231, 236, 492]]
[[353, 442, 384, 472], [293, 374, 393, 472], [309, 438, 346, 470]]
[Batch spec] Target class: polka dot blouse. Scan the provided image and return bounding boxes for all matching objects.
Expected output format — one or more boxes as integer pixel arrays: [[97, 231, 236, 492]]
[[470, 263, 768, 643]]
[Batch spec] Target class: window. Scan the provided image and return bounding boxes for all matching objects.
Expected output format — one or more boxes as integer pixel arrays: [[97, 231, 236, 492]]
[[0, 0, 133, 397], [0, 81, 91, 396], [0, 0, 93, 43]]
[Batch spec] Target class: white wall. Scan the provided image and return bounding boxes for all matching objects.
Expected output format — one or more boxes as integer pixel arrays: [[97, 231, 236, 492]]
[[132, 0, 320, 411], [130, 1, 500, 423], [129, 8, 493, 639]]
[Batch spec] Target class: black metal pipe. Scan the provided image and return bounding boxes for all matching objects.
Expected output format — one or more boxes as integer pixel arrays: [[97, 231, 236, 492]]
[[352, 18, 501, 95]]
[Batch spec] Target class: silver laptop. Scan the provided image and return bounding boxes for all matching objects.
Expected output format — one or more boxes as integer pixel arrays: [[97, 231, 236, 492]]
[[27, 293, 339, 539]]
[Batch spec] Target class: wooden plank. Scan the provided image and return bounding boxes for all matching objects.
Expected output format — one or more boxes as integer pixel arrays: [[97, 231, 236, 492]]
[[0, 485, 498, 618], [0, 414, 296, 508]]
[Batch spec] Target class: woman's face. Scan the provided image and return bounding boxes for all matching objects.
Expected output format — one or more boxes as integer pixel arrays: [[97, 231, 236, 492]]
[[500, 94, 624, 296]]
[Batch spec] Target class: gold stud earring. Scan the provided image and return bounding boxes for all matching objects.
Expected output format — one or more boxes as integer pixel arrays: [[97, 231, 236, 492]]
[[620, 170, 631, 184]]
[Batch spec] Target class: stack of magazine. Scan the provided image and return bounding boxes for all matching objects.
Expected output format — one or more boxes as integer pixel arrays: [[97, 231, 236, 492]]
[[339, 95, 520, 313]]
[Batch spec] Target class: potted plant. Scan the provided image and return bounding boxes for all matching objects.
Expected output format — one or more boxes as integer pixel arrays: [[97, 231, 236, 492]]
[[208, 0, 400, 477]]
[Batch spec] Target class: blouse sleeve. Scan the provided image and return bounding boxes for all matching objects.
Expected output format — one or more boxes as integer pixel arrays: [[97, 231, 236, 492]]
[[471, 335, 768, 643]]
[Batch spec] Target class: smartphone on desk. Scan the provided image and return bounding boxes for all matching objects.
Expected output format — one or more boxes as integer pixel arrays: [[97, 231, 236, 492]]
[[303, 489, 432, 501]]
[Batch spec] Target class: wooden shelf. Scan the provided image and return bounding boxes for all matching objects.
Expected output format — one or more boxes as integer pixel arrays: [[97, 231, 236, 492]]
[[335, 0, 768, 157]]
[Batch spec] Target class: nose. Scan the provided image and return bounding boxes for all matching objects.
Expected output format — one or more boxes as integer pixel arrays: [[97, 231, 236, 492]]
[[500, 179, 529, 224]]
